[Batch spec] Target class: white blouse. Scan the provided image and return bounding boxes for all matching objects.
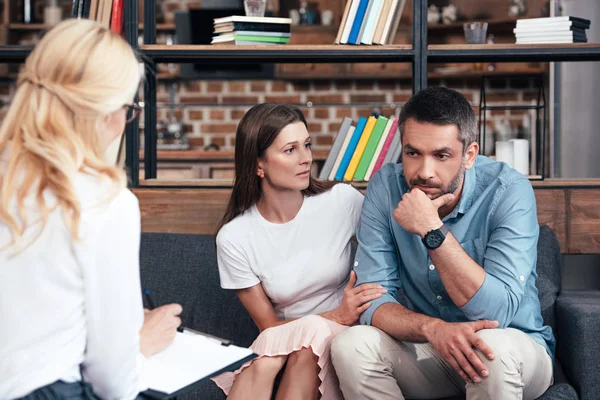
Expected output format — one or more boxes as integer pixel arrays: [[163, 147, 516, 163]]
[[0, 170, 144, 400]]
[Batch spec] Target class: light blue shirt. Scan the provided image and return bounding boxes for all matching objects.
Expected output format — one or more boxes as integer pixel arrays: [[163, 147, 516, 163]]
[[354, 156, 555, 358]]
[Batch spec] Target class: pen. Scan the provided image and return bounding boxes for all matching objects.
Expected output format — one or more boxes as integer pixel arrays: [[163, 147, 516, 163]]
[[144, 289, 155, 310]]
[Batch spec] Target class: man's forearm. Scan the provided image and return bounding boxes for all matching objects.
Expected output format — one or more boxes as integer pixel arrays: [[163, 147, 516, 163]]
[[371, 302, 441, 343], [429, 233, 485, 307]]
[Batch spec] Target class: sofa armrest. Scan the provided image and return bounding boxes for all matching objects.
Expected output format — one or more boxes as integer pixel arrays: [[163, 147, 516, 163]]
[[555, 290, 600, 400]]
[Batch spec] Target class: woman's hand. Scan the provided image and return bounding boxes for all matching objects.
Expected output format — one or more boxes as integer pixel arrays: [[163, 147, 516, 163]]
[[139, 303, 182, 358], [324, 271, 387, 326]]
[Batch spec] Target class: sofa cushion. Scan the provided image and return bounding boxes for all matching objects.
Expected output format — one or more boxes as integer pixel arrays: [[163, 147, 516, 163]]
[[139, 233, 259, 348], [535, 225, 562, 331]]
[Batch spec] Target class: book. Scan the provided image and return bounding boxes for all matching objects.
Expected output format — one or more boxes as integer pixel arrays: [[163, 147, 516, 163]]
[[379, 0, 407, 45], [335, 116, 368, 181], [212, 35, 290, 44], [513, 24, 587, 33], [214, 15, 292, 25], [340, 0, 361, 44], [347, 0, 370, 45], [364, 116, 394, 180], [355, 0, 375, 45], [216, 31, 291, 38], [344, 116, 377, 181], [142, 330, 255, 399], [109, 0, 123, 34], [516, 16, 591, 29], [360, 0, 384, 45], [329, 125, 355, 180], [214, 22, 291, 34], [373, 0, 393, 45], [354, 116, 388, 180], [515, 32, 586, 40], [319, 117, 353, 179], [371, 117, 399, 175], [516, 38, 587, 44], [335, 0, 354, 44]]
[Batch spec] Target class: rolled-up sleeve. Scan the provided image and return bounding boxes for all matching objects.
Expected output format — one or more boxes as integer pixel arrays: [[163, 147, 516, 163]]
[[460, 178, 539, 327], [354, 172, 402, 325]]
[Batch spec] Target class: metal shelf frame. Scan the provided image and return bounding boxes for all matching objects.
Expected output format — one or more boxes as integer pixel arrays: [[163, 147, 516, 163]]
[[1, 0, 599, 186]]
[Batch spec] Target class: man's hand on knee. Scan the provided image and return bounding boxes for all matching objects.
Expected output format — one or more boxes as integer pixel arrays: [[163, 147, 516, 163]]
[[423, 319, 499, 384]]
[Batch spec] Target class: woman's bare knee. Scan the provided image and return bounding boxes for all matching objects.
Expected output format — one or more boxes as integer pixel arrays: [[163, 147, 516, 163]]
[[250, 355, 288, 377], [287, 347, 318, 368]]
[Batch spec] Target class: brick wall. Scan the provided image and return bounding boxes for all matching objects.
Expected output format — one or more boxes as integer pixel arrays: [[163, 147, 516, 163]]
[[151, 75, 543, 153]]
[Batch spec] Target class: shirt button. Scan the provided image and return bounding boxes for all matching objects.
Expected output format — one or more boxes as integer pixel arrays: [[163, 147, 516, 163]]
[[354, 261, 358, 267], [520, 275, 525, 282], [436, 295, 443, 301], [429, 265, 435, 271]]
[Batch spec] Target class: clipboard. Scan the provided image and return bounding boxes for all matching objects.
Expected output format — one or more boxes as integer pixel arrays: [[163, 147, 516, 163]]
[[140, 329, 257, 399]]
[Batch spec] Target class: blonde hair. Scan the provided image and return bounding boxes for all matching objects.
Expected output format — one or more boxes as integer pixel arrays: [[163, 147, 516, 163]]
[[0, 18, 142, 252]]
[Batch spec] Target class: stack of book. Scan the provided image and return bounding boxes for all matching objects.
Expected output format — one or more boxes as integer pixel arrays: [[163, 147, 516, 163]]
[[212, 16, 292, 45], [318, 115, 401, 182], [72, 0, 124, 34], [335, 0, 407, 45], [514, 16, 591, 44]]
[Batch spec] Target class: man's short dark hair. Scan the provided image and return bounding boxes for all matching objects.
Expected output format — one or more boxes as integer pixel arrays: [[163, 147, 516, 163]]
[[398, 87, 477, 150]]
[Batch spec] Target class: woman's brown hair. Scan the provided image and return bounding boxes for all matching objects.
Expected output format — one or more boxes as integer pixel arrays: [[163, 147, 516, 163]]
[[215, 103, 337, 234]]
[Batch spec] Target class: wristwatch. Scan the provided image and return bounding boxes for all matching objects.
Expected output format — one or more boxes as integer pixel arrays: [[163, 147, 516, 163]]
[[422, 224, 449, 250]]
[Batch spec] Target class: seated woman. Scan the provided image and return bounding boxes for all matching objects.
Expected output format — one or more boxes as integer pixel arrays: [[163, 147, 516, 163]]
[[212, 103, 386, 400], [0, 19, 181, 400]]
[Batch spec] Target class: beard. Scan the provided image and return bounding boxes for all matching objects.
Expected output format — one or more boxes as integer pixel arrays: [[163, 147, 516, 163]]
[[410, 162, 466, 200]]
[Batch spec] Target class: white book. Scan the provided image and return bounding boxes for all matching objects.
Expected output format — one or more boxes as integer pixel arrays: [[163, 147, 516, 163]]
[[379, 0, 406, 45], [355, 0, 375, 45], [364, 117, 394, 180], [340, 0, 361, 44], [515, 32, 585, 39], [329, 125, 356, 180], [213, 15, 292, 25], [516, 38, 583, 44], [516, 16, 589, 25], [142, 331, 255, 397], [360, 0, 384, 45], [513, 22, 581, 32]]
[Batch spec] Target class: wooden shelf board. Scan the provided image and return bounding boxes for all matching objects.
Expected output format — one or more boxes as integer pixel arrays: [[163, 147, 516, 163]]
[[138, 178, 600, 189], [139, 149, 329, 162], [7, 23, 51, 30]]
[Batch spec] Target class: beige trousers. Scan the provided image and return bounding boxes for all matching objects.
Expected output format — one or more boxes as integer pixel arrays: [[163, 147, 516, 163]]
[[331, 326, 553, 400]]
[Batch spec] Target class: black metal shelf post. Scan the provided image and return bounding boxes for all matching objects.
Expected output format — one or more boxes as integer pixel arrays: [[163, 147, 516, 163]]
[[412, 0, 427, 93], [143, 0, 157, 180], [124, 0, 140, 187]]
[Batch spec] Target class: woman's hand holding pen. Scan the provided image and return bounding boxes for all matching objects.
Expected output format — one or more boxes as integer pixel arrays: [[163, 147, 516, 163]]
[[322, 271, 387, 326], [139, 303, 183, 358]]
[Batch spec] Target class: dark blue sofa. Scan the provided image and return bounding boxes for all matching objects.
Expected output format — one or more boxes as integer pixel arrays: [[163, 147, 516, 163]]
[[139, 226, 600, 399]]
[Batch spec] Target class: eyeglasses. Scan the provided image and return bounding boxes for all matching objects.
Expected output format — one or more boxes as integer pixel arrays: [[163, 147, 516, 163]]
[[123, 102, 143, 124]]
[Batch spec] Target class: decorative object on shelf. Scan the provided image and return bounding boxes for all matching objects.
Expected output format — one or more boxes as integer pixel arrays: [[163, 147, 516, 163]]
[[463, 21, 488, 44], [479, 75, 546, 179], [428, 4, 441, 24], [486, 34, 496, 71], [321, 9, 333, 26], [441, 3, 457, 25], [508, 0, 528, 18], [44, 0, 63, 26], [288, 9, 300, 25], [299, 1, 308, 24], [157, 84, 190, 151], [244, 0, 267, 17]]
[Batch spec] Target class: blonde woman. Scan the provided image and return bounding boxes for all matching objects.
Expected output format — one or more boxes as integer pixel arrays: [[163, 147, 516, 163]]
[[0, 19, 181, 400]]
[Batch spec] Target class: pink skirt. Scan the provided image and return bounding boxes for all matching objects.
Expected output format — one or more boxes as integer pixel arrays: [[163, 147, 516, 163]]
[[211, 315, 347, 399]]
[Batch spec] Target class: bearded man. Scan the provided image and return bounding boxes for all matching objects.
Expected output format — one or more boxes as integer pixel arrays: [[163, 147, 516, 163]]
[[331, 87, 554, 400]]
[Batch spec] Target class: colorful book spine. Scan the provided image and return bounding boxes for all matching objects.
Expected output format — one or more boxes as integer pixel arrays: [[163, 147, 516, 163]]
[[329, 125, 356, 180], [354, 116, 388, 180], [347, 0, 370, 45], [371, 117, 399, 174], [319, 117, 353, 179], [365, 117, 395, 180], [344, 116, 377, 181], [335, 117, 368, 181]]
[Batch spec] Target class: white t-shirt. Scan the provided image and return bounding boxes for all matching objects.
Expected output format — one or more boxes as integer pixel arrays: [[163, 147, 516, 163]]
[[217, 183, 364, 320], [0, 168, 144, 400]]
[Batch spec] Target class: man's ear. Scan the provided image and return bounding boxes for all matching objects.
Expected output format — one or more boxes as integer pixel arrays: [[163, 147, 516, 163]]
[[464, 141, 479, 169]]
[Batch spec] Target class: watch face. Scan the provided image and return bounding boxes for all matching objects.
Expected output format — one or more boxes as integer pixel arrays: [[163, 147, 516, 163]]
[[426, 230, 445, 249]]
